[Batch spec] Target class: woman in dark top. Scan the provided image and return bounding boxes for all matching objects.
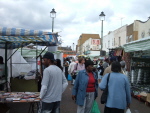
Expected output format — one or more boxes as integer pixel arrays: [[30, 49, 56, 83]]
[[56, 59, 63, 71]]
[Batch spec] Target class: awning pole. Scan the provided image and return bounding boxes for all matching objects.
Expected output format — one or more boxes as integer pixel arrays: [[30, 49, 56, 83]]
[[36, 43, 38, 78], [5, 42, 8, 91], [7, 48, 20, 61], [36, 46, 47, 59]]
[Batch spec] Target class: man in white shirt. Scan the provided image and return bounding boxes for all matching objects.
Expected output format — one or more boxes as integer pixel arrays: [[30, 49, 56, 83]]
[[68, 59, 76, 85], [40, 52, 68, 113]]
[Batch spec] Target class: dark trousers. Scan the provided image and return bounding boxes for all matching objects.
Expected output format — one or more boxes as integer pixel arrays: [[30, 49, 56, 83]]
[[41, 101, 60, 113], [104, 106, 124, 113], [65, 67, 68, 79]]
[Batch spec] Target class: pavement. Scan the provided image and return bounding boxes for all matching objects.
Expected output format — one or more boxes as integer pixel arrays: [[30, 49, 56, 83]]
[[60, 81, 150, 113]]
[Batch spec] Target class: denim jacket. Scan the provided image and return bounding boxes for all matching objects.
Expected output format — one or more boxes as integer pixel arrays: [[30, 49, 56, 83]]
[[72, 70, 98, 106]]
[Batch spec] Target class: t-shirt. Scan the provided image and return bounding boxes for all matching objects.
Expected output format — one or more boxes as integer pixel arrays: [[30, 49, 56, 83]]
[[41, 65, 67, 103], [86, 72, 95, 92]]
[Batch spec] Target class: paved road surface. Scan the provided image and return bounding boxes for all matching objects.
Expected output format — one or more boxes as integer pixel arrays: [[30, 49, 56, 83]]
[[60, 81, 150, 113]]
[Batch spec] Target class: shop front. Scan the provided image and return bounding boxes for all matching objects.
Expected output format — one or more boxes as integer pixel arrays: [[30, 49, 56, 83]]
[[123, 36, 150, 104]]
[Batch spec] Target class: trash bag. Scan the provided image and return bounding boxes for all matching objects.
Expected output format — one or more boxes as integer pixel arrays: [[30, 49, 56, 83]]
[[126, 109, 131, 113], [91, 101, 100, 113], [68, 74, 72, 81]]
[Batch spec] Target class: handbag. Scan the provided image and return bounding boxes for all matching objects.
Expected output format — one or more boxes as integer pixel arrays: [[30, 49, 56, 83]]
[[100, 73, 110, 104], [67, 74, 72, 81], [91, 100, 101, 113], [72, 63, 78, 79]]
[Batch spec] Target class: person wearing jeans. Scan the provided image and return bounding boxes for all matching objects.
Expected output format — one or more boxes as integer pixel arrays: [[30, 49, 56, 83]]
[[40, 52, 68, 113]]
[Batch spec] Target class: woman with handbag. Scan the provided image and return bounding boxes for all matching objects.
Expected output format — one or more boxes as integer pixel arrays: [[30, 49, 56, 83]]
[[72, 57, 85, 80], [72, 60, 98, 113], [99, 61, 131, 113]]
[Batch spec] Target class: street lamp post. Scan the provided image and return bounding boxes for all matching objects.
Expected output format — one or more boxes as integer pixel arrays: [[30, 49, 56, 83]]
[[99, 11, 105, 50], [73, 43, 74, 54], [50, 8, 56, 32], [73, 43, 74, 51]]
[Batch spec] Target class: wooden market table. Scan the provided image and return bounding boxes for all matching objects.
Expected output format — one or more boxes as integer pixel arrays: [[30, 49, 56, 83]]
[[0, 92, 40, 113]]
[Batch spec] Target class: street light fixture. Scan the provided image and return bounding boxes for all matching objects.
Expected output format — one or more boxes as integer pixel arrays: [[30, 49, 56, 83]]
[[50, 8, 56, 32], [99, 11, 105, 50]]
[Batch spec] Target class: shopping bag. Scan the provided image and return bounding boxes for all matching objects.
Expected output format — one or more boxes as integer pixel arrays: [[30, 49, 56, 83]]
[[67, 74, 72, 81], [91, 101, 100, 113], [126, 108, 131, 113]]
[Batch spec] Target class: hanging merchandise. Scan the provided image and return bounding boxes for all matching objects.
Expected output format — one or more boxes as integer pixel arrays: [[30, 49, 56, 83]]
[[131, 67, 136, 84], [137, 69, 143, 84]]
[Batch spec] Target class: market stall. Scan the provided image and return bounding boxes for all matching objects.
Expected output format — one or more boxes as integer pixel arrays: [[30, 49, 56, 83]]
[[123, 36, 150, 104], [0, 27, 59, 92], [0, 91, 40, 113]]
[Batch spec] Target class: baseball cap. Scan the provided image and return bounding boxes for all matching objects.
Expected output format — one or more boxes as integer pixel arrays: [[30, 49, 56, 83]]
[[43, 52, 55, 60]]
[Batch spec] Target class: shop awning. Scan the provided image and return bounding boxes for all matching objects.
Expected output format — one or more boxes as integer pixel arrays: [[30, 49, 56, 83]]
[[123, 36, 150, 52], [0, 27, 58, 49]]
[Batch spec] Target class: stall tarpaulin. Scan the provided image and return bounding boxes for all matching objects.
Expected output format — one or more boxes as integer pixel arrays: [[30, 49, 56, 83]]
[[123, 36, 150, 52], [0, 27, 59, 91], [0, 27, 58, 49]]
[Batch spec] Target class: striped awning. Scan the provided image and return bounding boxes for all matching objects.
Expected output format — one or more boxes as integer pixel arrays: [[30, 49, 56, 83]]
[[0, 27, 58, 49], [123, 36, 150, 52]]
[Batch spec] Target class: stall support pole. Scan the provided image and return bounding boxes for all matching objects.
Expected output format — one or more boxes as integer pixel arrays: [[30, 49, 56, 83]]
[[5, 42, 8, 91], [36, 43, 38, 78]]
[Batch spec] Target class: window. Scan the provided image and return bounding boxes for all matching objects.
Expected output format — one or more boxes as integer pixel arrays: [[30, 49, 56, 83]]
[[119, 37, 121, 46], [141, 31, 145, 38], [108, 40, 110, 48], [126, 36, 128, 43], [148, 29, 150, 36], [129, 35, 133, 42]]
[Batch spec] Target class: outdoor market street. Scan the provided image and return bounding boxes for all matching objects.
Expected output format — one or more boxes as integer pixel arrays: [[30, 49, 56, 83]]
[[4, 81, 150, 113], [60, 81, 150, 113]]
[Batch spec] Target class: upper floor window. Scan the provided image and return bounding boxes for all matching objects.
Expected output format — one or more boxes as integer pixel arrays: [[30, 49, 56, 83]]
[[129, 35, 133, 42], [148, 29, 150, 36], [119, 37, 121, 46], [141, 31, 145, 38], [126, 36, 128, 43]]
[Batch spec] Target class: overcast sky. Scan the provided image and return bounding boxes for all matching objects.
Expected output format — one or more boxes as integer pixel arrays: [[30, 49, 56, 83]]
[[0, 0, 150, 48]]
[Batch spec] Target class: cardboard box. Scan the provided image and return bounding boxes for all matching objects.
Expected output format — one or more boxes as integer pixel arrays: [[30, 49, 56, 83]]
[[146, 93, 150, 103]]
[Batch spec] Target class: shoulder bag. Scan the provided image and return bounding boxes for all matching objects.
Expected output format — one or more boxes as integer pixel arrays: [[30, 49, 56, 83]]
[[100, 73, 110, 104], [72, 63, 78, 79]]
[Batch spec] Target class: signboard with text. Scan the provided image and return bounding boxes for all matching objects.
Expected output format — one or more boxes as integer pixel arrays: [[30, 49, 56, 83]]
[[91, 39, 100, 45]]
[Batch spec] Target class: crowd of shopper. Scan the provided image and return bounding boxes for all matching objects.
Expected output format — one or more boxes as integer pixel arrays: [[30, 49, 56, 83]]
[[39, 52, 131, 113]]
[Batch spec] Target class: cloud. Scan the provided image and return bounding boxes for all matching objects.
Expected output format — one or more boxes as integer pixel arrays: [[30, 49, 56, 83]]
[[0, 0, 150, 48]]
